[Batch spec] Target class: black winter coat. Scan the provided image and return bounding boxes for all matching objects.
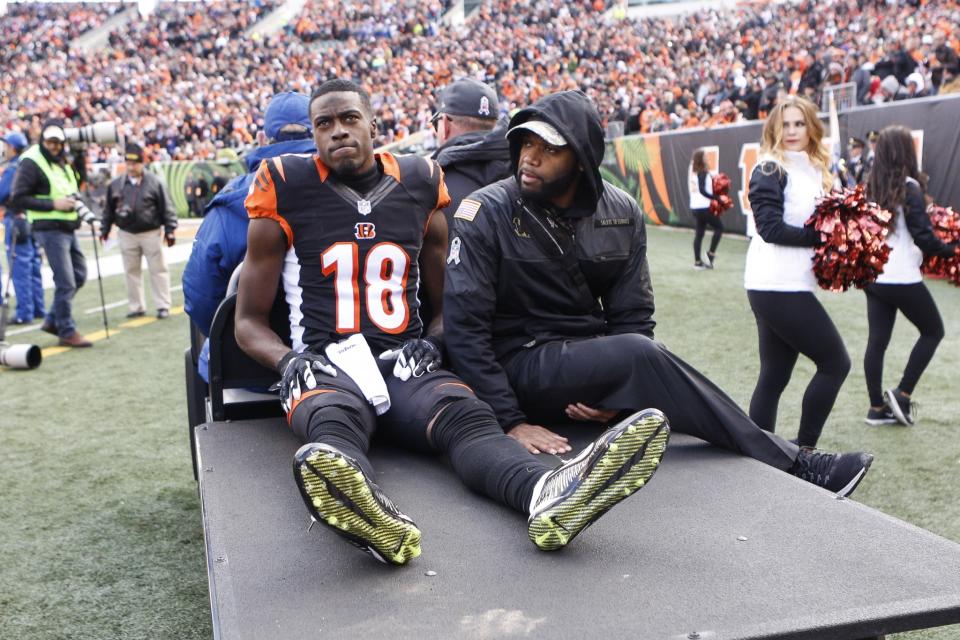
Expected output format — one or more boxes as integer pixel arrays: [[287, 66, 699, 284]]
[[102, 171, 178, 235], [444, 91, 655, 429]]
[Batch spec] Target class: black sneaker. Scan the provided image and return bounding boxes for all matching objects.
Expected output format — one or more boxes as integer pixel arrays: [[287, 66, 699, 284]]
[[864, 405, 898, 426], [705, 252, 716, 269], [527, 408, 671, 551], [789, 448, 874, 497], [293, 443, 422, 565], [884, 388, 917, 426]]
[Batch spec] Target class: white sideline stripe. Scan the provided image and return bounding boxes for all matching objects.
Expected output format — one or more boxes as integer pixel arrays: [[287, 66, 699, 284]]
[[40, 242, 194, 290]]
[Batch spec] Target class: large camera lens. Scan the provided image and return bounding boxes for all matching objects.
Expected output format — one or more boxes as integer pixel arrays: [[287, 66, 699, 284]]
[[0, 343, 42, 369], [64, 122, 119, 145]]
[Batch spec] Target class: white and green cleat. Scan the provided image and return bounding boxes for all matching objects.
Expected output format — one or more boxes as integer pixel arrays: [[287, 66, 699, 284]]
[[527, 408, 671, 552], [294, 443, 422, 566]]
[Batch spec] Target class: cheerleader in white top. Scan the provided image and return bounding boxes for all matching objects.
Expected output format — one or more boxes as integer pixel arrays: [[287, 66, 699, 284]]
[[745, 96, 849, 448], [862, 126, 958, 427], [689, 148, 723, 269]]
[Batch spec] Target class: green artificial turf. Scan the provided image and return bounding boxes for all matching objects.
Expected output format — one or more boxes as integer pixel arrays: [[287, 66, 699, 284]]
[[1, 225, 957, 639]]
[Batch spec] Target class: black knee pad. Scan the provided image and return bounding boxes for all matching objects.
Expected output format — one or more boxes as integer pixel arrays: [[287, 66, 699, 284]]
[[429, 397, 501, 449], [290, 389, 372, 444]]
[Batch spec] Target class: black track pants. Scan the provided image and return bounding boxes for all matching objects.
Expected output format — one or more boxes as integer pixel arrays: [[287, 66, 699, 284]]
[[502, 333, 798, 471]]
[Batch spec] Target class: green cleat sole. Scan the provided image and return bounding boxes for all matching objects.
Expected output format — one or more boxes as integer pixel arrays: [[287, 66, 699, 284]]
[[295, 447, 422, 566], [528, 410, 670, 552]]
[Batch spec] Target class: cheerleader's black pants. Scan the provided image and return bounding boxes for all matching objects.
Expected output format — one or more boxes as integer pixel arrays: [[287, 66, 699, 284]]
[[864, 282, 944, 407], [747, 290, 851, 448]]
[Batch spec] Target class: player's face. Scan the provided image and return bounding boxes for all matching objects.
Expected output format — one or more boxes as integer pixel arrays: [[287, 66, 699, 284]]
[[311, 92, 377, 175], [781, 106, 809, 152], [127, 161, 144, 178], [516, 132, 580, 205]]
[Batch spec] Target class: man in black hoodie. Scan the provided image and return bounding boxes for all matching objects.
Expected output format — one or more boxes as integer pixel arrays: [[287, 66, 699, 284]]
[[430, 79, 511, 224], [444, 90, 874, 497]]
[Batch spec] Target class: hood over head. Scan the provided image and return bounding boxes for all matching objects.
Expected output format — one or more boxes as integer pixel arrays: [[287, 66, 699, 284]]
[[507, 90, 605, 216]]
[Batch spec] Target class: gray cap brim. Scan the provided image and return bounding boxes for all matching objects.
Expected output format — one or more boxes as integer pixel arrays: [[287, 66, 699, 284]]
[[506, 120, 567, 147]]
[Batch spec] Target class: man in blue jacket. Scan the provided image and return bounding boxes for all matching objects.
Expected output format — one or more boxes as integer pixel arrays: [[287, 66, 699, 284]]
[[1, 131, 45, 325], [182, 91, 316, 381]]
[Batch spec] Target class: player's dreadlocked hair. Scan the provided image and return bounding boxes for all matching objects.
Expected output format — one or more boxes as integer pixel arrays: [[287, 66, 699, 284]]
[[310, 79, 373, 115]]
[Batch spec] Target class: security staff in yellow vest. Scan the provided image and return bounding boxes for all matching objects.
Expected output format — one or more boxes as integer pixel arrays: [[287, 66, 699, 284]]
[[10, 120, 92, 347]]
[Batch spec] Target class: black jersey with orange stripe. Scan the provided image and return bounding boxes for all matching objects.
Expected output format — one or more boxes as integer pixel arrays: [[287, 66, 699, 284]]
[[245, 151, 450, 354]]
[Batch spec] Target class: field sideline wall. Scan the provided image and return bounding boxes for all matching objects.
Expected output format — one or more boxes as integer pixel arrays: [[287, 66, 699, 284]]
[[601, 94, 960, 234]]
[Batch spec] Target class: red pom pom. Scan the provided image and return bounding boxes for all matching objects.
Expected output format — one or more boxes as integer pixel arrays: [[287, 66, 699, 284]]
[[805, 185, 893, 292], [709, 172, 734, 216], [921, 204, 960, 286]]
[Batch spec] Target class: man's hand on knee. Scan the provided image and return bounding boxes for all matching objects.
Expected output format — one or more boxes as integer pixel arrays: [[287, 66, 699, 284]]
[[272, 349, 337, 413], [379, 337, 441, 381], [565, 403, 618, 424], [507, 423, 571, 455]]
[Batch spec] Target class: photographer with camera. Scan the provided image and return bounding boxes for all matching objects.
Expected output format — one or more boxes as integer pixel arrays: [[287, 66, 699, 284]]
[[101, 143, 177, 319], [10, 120, 93, 348]]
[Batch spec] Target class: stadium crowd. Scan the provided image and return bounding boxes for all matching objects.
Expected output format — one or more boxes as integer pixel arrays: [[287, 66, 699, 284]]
[[1, 1, 123, 64], [2, 0, 959, 162]]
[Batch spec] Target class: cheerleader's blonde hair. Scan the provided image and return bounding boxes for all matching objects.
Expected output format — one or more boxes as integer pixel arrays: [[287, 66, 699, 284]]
[[760, 96, 833, 191]]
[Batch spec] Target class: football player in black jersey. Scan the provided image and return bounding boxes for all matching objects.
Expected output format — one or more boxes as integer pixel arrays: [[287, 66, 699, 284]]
[[234, 79, 672, 565]]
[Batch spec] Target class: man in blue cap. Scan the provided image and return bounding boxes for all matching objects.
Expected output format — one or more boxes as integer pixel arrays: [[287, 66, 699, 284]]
[[183, 91, 316, 381], [1, 130, 45, 325]]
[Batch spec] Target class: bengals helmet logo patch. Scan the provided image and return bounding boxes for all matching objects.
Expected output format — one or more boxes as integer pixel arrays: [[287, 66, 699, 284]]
[[354, 222, 377, 239]]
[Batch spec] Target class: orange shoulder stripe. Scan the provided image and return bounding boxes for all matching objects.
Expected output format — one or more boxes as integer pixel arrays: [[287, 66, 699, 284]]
[[380, 152, 401, 182], [313, 156, 329, 182], [435, 163, 451, 211], [245, 159, 293, 248]]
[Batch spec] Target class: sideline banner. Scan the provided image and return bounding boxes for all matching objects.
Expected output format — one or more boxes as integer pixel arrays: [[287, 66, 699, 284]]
[[601, 94, 960, 234], [148, 160, 245, 218]]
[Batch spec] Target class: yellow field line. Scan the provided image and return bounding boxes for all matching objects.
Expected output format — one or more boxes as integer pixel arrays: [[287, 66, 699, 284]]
[[2, 305, 186, 372], [121, 317, 154, 328]]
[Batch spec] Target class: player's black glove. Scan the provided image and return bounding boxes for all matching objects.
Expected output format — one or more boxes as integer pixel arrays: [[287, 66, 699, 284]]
[[271, 349, 337, 413], [379, 337, 442, 381]]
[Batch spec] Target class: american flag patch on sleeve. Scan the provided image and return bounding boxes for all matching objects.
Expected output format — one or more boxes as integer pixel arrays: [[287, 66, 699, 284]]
[[453, 199, 482, 222]]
